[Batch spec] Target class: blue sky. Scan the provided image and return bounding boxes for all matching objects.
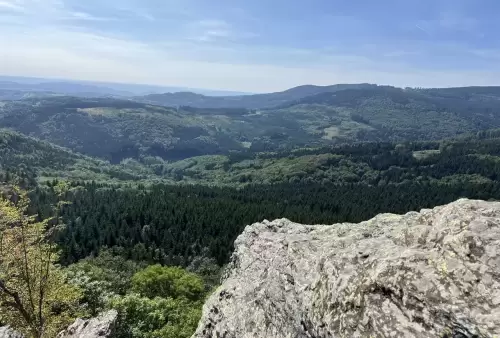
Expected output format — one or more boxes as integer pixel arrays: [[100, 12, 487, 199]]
[[0, 0, 499, 92]]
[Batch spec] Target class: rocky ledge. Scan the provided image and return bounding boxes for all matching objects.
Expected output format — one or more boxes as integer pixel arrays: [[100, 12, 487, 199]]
[[56, 310, 117, 338], [193, 199, 500, 338], [0, 310, 117, 338]]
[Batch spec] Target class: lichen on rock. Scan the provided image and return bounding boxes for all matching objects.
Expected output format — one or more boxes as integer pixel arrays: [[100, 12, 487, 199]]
[[193, 199, 500, 338]]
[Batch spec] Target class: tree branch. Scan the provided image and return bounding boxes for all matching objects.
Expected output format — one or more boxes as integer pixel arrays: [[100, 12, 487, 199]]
[[0, 279, 32, 325]]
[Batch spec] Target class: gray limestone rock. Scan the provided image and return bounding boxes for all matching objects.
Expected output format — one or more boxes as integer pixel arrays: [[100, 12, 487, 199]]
[[0, 327, 22, 338], [0, 310, 117, 338], [193, 199, 500, 338], [56, 310, 117, 338]]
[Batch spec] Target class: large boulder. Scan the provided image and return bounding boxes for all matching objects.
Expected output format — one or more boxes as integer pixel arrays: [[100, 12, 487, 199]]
[[193, 199, 500, 337], [56, 310, 117, 338]]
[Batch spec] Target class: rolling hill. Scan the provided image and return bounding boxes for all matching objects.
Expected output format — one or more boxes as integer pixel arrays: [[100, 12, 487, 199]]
[[135, 83, 378, 109], [2, 85, 500, 164], [0, 129, 153, 183]]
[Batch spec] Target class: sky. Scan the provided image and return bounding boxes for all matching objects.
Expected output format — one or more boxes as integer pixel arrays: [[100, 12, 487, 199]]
[[0, 0, 499, 92]]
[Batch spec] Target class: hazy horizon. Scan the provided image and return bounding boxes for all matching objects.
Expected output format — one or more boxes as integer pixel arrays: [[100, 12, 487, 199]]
[[4, 74, 500, 97]]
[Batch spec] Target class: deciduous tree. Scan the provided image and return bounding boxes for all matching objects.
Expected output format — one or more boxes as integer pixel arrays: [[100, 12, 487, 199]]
[[0, 187, 81, 338]]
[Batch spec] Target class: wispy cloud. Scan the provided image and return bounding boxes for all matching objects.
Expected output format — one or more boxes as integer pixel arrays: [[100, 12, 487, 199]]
[[415, 24, 431, 35], [413, 2, 480, 37], [115, 5, 157, 22], [187, 19, 259, 43], [194, 20, 232, 41], [0, 0, 24, 11], [65, 11, 115, 21]]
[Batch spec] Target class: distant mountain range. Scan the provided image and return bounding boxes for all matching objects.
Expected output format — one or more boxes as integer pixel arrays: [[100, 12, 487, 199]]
[[2, 85, 500, 163], [135, 83, 379, 109], [0, 75, 250, 99]]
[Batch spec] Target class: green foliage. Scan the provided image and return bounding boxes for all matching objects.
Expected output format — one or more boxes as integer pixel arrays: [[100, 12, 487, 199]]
[[31, 132, 500, 267], [4, 87, 500, 337], [110, 293, 203, 338], [65, 255, 206, 338], [66, 270, 112, 317], [66, 250, 142, 316], [0, 188, 81, 338], [131, 265, 205, 301], [0, 129, 150, 185], [66, 249, 142, 303]]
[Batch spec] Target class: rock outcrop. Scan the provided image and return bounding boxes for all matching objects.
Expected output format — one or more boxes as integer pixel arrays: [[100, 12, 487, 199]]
[[56, 310, 117, 338], [193, 199, 500, 338], [0, 327, 22, 338], [0, 311, 117, 338]]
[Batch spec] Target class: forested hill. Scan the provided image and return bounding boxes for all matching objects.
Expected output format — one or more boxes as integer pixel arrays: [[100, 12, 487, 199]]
[[3, 85, 500, 163], [0, 130, 150, 185], [3, 113, 500, 337], [24, 129, 500, 267], [135, 83, 377, 109], [135, 84, 500, 110], [3, 127, 500, 188]]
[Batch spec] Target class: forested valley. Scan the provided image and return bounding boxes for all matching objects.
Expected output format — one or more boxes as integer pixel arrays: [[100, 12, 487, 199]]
[[2, 86, 500, 337]]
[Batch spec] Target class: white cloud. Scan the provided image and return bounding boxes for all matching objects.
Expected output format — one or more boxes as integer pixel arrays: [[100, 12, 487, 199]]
[[0, 0, 23, 11], [65, 11, 114, 21]]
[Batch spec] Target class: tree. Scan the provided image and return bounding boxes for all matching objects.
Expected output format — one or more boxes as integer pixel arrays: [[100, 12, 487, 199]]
[[0, 187, 81, 338], [187, 254, 222, 291], [110, 293, 203, 338], [131, 265, 205, 301]]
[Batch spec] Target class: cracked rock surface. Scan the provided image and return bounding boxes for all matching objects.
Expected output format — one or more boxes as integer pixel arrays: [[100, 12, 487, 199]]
[[193, 199, 500, 338]]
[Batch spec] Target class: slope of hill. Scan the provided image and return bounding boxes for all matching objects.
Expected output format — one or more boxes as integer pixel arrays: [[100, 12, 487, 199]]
[[2, 86, 500, 163], [3, 124, 500, 190], [135, 83, 377, 109], [0, 97, 262, 162], [0, 129, 150, 183], [0, 89, 60, 100], [278, 85, 500, 141], [4, 124, 500, 271]]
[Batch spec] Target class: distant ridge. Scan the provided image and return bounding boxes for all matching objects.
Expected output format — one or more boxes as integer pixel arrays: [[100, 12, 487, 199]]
[[135, 83, 378, 109], [0, 75, 249, 98]]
